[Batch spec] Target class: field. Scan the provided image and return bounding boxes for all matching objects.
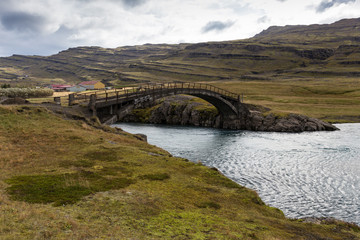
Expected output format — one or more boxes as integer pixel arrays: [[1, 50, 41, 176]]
[[210, 78, 360, 123]]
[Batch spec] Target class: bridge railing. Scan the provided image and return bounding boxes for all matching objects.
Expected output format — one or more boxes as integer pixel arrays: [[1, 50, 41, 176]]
[[71, 82, 241, 105]]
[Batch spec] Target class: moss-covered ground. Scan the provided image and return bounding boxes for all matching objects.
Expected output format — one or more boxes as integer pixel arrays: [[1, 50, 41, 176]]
[[0, 105, 359, 239]]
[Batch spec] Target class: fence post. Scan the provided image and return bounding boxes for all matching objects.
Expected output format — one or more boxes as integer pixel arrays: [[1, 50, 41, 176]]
[[54, 97, 61, 105], [89, 94, 97, 116], [68, 94, 75, 106]]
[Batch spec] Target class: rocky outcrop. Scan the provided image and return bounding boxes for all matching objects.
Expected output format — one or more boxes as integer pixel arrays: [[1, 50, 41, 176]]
[[243, 110, 338, 132], [121, 95, 338, 132], [122, 95, 221, 128], [296, 49, 335, 60]]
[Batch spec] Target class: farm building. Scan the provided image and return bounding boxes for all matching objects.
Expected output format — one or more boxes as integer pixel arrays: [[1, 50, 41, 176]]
[[79, 81, 105, 90], [49, 84, 72, 92], [67, 85, 87, 92]]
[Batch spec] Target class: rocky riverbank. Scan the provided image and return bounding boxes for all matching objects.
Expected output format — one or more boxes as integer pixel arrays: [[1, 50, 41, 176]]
[[122, 95, 338, 132]]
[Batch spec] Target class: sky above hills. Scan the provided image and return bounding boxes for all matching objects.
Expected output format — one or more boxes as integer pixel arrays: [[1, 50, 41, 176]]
[[0, 0, 359, 57]]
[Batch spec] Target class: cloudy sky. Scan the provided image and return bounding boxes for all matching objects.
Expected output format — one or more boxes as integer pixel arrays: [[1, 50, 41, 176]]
[[0, 0, 359, 57]]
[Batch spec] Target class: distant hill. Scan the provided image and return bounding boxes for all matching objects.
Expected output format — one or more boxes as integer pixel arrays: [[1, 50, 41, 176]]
[[1, 18, 360, 87]]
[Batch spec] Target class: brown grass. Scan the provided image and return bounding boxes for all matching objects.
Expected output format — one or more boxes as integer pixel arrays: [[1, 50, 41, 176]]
[[209, 78, 360, 122]]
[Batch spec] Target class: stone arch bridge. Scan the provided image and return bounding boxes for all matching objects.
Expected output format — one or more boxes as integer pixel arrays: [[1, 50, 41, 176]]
[[69, 82, 248, 128]]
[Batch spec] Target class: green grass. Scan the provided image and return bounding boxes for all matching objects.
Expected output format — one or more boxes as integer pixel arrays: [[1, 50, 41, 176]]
[[6, 174, 93, 206], [140, 173, 170, 181]]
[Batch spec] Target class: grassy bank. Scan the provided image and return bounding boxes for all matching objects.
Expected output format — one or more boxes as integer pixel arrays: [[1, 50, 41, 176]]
[[0, 105, 359, 239], [211, 78, 360, 123]]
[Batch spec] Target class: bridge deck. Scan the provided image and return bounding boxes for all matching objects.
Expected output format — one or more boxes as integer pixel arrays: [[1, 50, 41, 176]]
[[71, 82, 242, 108]]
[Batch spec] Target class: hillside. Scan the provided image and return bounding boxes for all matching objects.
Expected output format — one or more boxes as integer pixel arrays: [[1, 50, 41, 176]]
[[1, 18, 360, 86], [1, 104, 359, 239], [0, 18, 360, 122]]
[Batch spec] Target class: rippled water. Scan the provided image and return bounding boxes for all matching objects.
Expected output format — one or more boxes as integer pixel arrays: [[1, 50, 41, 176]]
[[112, 123, 360, 225]]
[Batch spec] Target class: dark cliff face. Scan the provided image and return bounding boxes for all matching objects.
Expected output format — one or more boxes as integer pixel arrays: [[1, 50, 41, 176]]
[[121, 95, 338, 132]]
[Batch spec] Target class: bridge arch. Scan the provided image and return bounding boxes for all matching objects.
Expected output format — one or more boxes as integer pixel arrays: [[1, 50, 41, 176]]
[[73, 82, 246, 124]]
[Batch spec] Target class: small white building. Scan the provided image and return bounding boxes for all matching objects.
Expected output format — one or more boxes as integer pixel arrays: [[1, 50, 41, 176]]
[[67, 85, 87, 92]]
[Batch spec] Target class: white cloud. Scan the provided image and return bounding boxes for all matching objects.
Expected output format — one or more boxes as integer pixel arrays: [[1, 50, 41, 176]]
[[0, 0, 359, 56]]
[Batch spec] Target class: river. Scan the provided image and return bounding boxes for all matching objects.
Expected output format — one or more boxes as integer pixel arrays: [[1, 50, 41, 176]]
[[112, 123, 360, 225]]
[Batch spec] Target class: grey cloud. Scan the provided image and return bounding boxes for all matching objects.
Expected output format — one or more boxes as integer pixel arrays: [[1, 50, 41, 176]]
[[257, 16, 270, 23], [202, 21, 234, 33], [0, 24, 79, 57], [316, 0, 355, 12], [121, 0, 146, 8], [1, 12, 45, 33]]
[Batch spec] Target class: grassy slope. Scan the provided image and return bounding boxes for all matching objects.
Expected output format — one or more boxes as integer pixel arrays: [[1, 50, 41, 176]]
[[0, 105, 360, 239]]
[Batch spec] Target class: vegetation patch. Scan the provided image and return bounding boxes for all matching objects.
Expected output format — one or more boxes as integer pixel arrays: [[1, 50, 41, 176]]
[[100, 165, 133, 176], [195, 104, 218, 118], [84, 149, 120, 162], [140, 173, 170, 181], [196, 201, 221, 210], [59, 159, 94, 168], [132, 105, 159, 122], [142, 210, 225, 239], [5, 171, 134, 206], [203, 168, 244, 190]]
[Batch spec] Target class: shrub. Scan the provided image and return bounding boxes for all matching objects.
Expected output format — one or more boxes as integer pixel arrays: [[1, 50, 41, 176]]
[[0, 88, 53, 98], [1, 84, 11, 88]]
